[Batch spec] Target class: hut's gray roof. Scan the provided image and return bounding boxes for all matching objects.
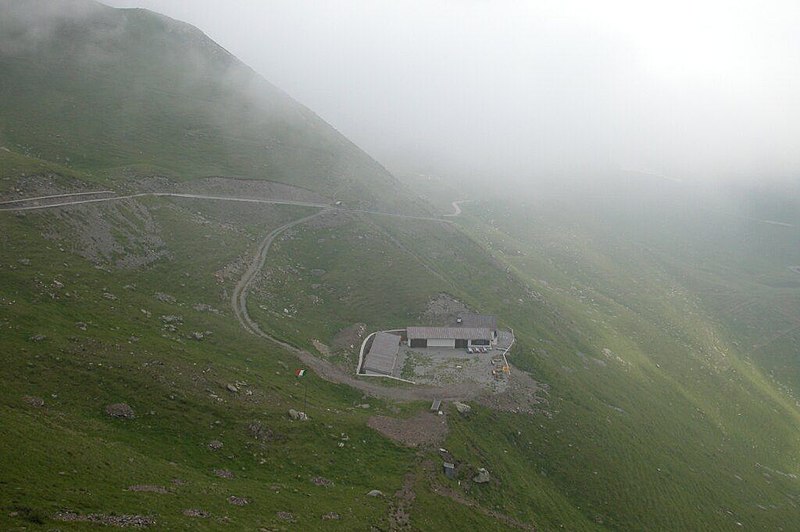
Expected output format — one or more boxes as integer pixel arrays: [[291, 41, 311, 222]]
[[363, 332, 400, 375], [455, 314, 497, 330], [406, 326, 493, 340]]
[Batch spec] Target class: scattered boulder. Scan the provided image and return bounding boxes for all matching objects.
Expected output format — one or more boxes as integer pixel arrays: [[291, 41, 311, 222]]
[[103, 292, 117, 301], [366, 489, 384, 497], [473, 468, 491, 484], [322, 512, 341, 521], [154, 292, 176, 303], [127, 485, 169, 494], [53, 512, 155, 527], [22, 395, 44, 407], [288, 409, 308, 421], [454, 401, 472, 415], [207, 440, 223, 451], [227, 496, 249, 506], [28, 334, 46, 342], [183, 509, 209, 518], [248, 422, 276, 442], [105, 403, 135, 419], [193, 303, 219, 313], [75, 321, 88, 330], [311, 476, 334, 487], [276, 511, 295, 522], [215, 469, 235, 479], [225, 383, 238, 393]]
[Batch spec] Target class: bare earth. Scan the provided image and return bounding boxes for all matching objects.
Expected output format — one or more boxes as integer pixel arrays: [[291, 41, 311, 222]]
[[367, 411, 449, 448]]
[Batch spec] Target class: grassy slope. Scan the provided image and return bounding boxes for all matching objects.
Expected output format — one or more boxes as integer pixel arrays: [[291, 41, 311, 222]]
[[449, 189, 800, 529], [0, 183, 430, 529], [3, 165, 799, 530], [1, 2, 798, 529], [250, 187, 800, 530], [0, 0, 421, 213]]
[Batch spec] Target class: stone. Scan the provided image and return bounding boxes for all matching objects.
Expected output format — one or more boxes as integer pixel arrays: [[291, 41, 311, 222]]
[[288, 409, 308, 421], [366, 489, 384, 497], [215, 469, 234, 479], [473, 468, 491, 484], [226, 384, 238, 393], [105, 403, 135, 419], [454, 401, 472, 414], [227, 495, 249, 506], [22, 395, 45, 407], [127, 485, 168, 493], [154, 292, 176, 303], [207, 440, 223, 451], [311, 476, 334, 487]]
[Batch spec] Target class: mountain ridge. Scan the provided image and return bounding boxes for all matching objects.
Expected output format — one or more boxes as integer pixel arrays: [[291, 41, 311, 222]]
[[0, 0, 418, 213]]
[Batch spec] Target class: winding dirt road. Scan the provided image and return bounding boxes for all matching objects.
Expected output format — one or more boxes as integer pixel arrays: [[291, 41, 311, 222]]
[[444, 200, 470, 217], [222, 201, 484, 402], [3, 187, 481, 401], [229, 205, 482, 402]]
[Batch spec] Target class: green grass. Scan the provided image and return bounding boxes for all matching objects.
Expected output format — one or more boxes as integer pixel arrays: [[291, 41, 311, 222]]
[[2, 3, 800, 529], [0, 197, 418, 530], [237, 196, 800, 529]]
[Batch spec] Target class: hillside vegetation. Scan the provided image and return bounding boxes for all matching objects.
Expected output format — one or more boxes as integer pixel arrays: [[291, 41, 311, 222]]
[[1, 1, 799, 530]]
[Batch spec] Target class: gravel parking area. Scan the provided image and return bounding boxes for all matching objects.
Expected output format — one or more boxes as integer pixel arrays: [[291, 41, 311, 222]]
[[391, 331, 514, 392]]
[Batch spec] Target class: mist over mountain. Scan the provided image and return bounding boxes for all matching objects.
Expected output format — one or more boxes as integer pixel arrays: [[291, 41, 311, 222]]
[[1, 2, 799, 530], [100, 0, 800, 188], [0, 0, 417, 211]]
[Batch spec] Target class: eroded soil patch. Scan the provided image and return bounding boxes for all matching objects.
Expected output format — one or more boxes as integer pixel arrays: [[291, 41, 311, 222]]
[[368, 411, 448, 448]]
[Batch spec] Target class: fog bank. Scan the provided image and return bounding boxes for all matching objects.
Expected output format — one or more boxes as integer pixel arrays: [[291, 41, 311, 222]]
[[99, 1, 800, 186]]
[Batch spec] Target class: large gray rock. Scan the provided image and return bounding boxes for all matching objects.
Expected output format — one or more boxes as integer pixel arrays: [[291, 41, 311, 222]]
[[454, 401, 472, 414], [288, 409, 308, 421], [105, 403, 135, 419], [366, 489, 384, 497], [473, 468, 491, 484]]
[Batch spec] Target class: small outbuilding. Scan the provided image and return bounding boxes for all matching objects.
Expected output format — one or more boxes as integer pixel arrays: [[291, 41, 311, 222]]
[[363, 332, 401, 375]]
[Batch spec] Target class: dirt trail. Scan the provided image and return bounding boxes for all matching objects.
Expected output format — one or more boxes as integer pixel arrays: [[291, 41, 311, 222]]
[[229, 209, 485, 402], [3, 184, 483, 402], [443, 200, 470, 217]]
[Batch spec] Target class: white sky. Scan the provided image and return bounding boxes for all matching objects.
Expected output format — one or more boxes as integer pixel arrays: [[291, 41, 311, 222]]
[[100, 0, 800, 183]]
